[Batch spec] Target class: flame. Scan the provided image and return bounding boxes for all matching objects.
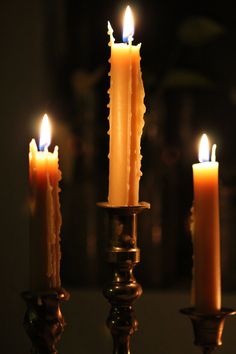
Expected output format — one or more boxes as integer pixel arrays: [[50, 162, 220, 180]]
[[198, 133, 210, 162], [123, 6, 134, 43], [39, 114, 51, 151]]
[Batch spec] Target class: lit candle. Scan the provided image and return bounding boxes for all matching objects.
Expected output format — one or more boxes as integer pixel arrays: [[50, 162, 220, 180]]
[[192, 133, 221, 313], [29, 114, 62, 290], [107, 5, 146, 206]]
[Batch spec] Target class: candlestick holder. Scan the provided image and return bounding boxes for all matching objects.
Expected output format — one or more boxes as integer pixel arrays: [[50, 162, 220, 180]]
[[97, 201, 150, 354], [180, 307, 236, 354], [22, 288, 70, 354]]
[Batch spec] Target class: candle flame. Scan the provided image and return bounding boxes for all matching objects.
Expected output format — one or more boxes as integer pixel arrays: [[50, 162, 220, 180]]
[[123, 6, 134, 43], [198, 133, 210, 162], [39, 114, 51, 151]]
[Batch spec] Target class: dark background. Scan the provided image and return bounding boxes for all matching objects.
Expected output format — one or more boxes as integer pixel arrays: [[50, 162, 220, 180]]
[[1, 0, 236, 353], [44, 0, 236, 292]]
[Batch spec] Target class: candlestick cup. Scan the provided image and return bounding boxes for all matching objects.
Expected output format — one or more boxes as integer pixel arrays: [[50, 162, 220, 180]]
[[22, 288, 69, 354], [180, 307, 235, 354]]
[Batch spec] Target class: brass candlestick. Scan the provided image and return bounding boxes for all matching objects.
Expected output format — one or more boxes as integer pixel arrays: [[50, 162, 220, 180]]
[[180, 307, 236, 354], [98, 201, 150, 354], [22, 288, 70, 354]]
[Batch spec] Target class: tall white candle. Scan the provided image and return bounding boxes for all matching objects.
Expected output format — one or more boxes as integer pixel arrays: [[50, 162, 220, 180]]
[[107, 6, 146, 206], [29, 114, 62, 290], [192, 133, 221, 313]]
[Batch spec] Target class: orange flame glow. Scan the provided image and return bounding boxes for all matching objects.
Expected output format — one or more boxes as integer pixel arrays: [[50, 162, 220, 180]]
[[39, 114, 51, 151], [123, 6, 134, 43]]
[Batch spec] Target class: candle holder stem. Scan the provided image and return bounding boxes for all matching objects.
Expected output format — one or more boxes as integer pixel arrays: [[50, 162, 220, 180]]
[[112, 333, 131, 354], [106, 261, 139, 354], [98, 202, 150, 354], [22, 288, 70, 354], [180, 307, 235, 354]]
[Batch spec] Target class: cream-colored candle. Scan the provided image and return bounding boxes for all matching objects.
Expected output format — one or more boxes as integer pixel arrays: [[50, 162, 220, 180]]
[[192, 133, 221, 313], [29, 114, 62, 290], [108, 6, 146, 206]]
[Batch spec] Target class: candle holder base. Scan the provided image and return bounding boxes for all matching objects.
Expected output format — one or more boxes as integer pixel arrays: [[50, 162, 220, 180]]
[[180, 307, 236, 354], [22, 288, 70, 354], [98, 201, 150, 354]]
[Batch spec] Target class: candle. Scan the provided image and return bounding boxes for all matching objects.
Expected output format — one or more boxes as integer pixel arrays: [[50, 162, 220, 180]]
[[29, 114, 62, 290], [107, 5, 146, 206], [192, 133, 221, 313]]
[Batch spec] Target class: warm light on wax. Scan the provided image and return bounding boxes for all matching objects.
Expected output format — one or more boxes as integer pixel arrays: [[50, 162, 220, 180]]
[[211, 144, 217, 162], [29, 114, 62, 290], [107, 6, 146, 206], [123, 5, 134, 42], [39, 114, 51, 151], [192, 133, 221, 314]]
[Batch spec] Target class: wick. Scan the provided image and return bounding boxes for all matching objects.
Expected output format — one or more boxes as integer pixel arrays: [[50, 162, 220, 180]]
[[128, 35, 133, 46], [39, 144, 48, 152]]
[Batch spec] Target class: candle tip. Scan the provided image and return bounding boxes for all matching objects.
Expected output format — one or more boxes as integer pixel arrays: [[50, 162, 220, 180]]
[[107, 21, 115, 44], [29, 138, 38, 154], [211, 144, 217, 162]]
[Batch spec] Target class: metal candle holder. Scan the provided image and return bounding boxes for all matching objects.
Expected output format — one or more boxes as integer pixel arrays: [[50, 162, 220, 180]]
[[22, 288, 70, 354], [180, 307, 236, 354], [98, 201, 150, 354]]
